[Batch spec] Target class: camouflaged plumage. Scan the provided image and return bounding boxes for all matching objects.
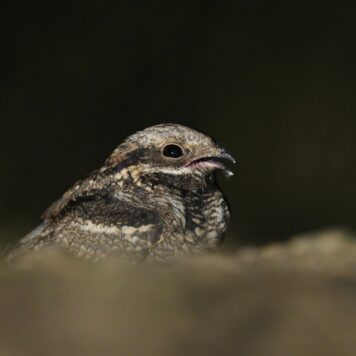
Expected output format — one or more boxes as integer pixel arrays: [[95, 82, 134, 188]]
[[6, 123, 235, 262]]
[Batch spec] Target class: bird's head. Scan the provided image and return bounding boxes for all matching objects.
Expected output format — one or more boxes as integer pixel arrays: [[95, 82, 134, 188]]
[[105, 123, 235, 180]]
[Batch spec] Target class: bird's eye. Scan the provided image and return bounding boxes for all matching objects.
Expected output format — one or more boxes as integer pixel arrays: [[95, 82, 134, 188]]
[[162, 144, 184, 158]]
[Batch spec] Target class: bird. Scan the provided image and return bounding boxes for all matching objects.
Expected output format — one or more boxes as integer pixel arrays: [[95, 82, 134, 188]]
[[6, 123, 235, 263]]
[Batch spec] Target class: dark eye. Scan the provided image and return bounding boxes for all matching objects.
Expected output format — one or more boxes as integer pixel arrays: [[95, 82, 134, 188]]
[[162, 144, 184, 158]]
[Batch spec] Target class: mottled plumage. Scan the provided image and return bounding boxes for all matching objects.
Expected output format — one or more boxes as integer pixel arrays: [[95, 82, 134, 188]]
[[6, 124, 235, 263]]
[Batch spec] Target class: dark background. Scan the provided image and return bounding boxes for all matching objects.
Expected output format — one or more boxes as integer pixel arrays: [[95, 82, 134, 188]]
[[1, 0, 355, 246]]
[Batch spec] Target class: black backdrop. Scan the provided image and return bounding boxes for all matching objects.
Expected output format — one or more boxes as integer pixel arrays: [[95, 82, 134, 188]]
[[1, 0, 355, 245]]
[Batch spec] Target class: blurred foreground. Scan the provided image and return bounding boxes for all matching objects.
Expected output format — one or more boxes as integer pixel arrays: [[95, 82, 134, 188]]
[[1, 230, 355, 356]]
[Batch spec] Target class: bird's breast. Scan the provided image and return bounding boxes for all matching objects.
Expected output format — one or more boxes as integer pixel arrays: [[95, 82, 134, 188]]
[[150, 187, 230, 259], [184, 189, 229, 247]]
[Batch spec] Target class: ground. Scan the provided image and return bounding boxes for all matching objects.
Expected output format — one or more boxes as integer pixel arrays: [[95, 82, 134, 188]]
[[0, 229, 355, 355]]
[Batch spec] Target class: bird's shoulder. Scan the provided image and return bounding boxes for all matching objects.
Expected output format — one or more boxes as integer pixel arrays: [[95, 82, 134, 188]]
[[42, 167, 164, 242], [42, 169, 109, 220]]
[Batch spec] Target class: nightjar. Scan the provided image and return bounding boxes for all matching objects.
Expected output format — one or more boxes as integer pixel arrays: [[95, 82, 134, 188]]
[[6, 124, 235, 263]]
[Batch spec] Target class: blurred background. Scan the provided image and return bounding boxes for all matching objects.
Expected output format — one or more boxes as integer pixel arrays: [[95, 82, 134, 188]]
[[1, 0, 355, 247]]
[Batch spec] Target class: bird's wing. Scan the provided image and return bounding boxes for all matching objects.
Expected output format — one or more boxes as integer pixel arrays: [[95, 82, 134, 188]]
[[4, 221, 51, 264], [8, 164, 165, 262], [62, 190, 164, 245], [52, 194, 164, 261], [6, 193, 164, 263]]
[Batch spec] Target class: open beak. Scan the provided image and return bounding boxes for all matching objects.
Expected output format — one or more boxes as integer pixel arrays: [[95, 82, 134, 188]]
[[186, 148, 236, 177], [219, 150, 236, 165]]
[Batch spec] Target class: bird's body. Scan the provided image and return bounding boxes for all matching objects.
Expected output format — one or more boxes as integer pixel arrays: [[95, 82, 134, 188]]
[[6, 124, 234, 263]]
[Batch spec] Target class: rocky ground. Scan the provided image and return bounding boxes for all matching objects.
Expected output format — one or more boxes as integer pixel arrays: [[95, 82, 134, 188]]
[[0, 229, 355, 356]]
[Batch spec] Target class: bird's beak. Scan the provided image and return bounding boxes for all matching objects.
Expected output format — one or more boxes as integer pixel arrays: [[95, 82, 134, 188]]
[[186, 147, 236, 177], [215, 148, 236, 177], [218, 149, 236, 164]]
